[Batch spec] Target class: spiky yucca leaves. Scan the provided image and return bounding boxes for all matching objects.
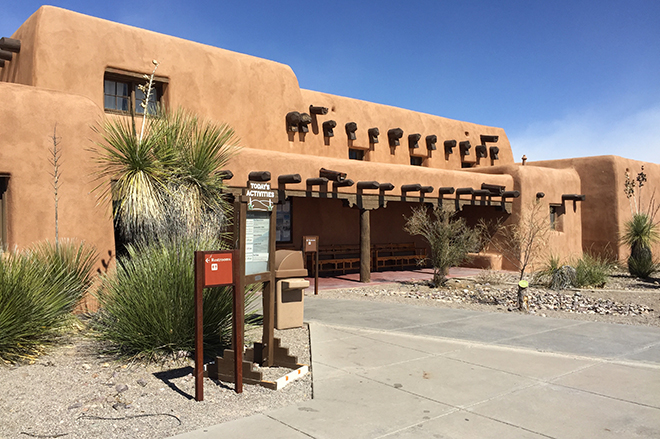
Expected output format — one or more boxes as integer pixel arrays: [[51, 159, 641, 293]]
[[0, 240, 97, 362], [95, 236, 256, 360], [93, 108, 238, 244], [622, 213, 659, 278]]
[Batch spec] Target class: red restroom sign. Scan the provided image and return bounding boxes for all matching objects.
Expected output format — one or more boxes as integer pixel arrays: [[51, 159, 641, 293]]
[[204, 252, 233, 287]]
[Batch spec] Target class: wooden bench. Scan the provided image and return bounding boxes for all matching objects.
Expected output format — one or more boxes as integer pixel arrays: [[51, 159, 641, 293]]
[[316, 244, 361, 275], [309, 242, 428, 275], [373, 243, 427, 271]]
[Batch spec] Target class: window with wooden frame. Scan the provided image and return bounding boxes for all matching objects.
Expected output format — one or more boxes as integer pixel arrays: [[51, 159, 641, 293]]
[[349, 149, 364, 161], [103, 68, 168, 115], [549, 204, 565, 232]]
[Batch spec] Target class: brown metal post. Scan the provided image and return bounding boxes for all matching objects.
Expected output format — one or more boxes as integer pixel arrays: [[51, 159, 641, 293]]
[[314, 251, 319, 295], [360, 208, 371, 283], [262, 208, 277, 367], [232, 249, 243, 393], [194, 251, 205, 401]]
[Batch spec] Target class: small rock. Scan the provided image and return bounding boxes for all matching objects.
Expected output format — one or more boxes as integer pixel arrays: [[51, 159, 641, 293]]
[[115, 384, 129, 393], [81, 364, 91, 370], [67, 402, 83, 410], [137, 379, 148, 387], [112, 402, 129, 410], [101, 363, 110, 368]]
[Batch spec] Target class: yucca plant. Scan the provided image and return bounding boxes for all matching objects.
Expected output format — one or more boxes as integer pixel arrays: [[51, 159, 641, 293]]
[[95, 235, 256, 360], [622, 167, 659, 278], [92, 107, 239, 246], [0, 240, 97, 362]]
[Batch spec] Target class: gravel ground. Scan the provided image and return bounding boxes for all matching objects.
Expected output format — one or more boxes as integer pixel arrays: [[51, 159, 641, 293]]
[[2, 270, 658, 439], [0, 325, 311, 439], [315, 270, 660, 327]]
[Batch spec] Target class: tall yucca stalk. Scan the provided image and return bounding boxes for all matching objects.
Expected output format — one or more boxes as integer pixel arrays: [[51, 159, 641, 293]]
[[92, 108, 239, 244]]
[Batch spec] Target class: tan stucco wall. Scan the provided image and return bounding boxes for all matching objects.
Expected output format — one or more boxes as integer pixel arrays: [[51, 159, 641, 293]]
[[0, 82, 115, 273], [472, 164, 583, 270], [529, 156, 660, 260], [2, 6, 514, 173]]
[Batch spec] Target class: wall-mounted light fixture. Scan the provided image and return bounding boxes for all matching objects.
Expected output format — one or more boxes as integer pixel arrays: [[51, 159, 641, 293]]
[[309, 105, 328, 115], [299, 113, 312, 133], [323, 120, 337, 137], [368, 128, 380, 144], [459, 141, 471, 156], [285, 111, 301, 132], [387, 128, 404, 147], [490, 146, 500, 160], [536, 192, 545, 199], [408, 133, 421, 149], [444, 140, 456, 155], [426, 135, 437, 151], [345, 122, 358, 140]]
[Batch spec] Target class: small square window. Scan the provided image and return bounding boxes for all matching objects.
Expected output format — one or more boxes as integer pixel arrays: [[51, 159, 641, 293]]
[[103, 70, 165, 115], [410, 156, 423, 166], [550, 204, 564, 232], [349, 149, 364, 160]]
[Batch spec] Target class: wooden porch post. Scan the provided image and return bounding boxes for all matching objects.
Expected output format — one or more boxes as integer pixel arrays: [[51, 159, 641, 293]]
[[360, 208, 371, 283]]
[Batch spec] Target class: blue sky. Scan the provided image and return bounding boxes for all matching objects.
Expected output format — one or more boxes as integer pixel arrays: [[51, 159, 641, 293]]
[[3, 1, 659, 163]]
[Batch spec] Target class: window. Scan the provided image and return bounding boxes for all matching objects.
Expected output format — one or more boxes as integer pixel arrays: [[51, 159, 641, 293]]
[[103, 68, 167, 115], [550, 204, 564, 232], [461, 162, 475, 168], [410, 156, 423, 166], [349, 149, 364, 160], [276, 199, 292, 243], [0, 175, 8, 248]]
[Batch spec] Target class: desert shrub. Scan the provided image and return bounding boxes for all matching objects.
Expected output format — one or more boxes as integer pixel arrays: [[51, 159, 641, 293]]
[[404, 206, 480, 286], [95, 236, 256, 360], [0, 240, 97, 362], [574, 253, 615, 288], [627, 253, 658, 279]]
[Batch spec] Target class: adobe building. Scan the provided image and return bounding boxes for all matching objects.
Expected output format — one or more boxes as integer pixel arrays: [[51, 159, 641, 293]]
[[1, 6, 658, 288]]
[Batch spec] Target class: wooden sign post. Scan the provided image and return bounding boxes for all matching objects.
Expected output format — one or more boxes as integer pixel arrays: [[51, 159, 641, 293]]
[[194, 250, 237, 400], [303, 235, 319, 295]]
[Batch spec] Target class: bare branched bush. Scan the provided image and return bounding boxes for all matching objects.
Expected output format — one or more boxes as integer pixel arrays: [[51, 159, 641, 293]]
[[404, 206, 480, 286]]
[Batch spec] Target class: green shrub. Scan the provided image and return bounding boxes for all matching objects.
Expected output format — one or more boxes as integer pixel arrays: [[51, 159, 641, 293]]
[[95, 236, 256, 360], [627, 252, 658, 279], [0, 240, 97, 362], [574, 253, 614, 288]]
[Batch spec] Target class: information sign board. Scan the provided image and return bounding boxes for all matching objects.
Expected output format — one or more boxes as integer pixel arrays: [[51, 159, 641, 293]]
[[244, 181, 276, 211], [303, 235, 318, 253], [245, 210, 270, 275]]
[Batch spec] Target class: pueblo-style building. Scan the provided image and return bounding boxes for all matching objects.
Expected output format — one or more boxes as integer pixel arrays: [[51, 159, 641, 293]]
[[1, 6, 659, 287]]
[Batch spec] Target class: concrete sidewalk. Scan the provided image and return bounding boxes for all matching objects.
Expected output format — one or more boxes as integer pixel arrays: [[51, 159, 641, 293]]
[[172, 297, 660, 438]]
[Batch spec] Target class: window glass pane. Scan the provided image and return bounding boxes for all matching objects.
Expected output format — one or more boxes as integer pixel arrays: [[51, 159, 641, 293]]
[[104, 95, 115, 110], [119, 97, 129, 112], [117, 82, 129, 97], [104, 80, 115, 94]]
